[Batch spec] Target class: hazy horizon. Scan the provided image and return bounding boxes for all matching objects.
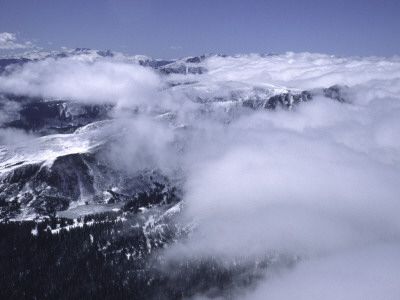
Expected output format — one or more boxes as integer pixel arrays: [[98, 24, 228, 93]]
[[1, 0, 400, 59]]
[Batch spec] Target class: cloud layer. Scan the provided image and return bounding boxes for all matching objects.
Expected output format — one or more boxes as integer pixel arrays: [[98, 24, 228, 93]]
[[169, 53, 400, 298], [0, 55, 163, 109]]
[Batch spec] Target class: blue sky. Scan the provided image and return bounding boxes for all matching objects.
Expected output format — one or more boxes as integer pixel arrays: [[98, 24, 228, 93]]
[[1, 0, 399, 58]]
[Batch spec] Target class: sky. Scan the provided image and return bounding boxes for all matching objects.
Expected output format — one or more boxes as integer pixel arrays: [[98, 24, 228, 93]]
[[1, 0, 400, 59]]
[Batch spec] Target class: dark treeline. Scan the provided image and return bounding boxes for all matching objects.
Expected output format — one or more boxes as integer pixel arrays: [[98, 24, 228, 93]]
[[0, 191, 271, 300], [0, 216, 153, 299], [0, 217, 266, 299]]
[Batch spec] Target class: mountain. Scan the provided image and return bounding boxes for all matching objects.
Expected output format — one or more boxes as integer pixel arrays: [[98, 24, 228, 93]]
[[0, 49, 350, 221], [0, 48, 173, 72], [0, 49, 359, 299]]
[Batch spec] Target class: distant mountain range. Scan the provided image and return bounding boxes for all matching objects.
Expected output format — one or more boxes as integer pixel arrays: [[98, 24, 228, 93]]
[[0, 48, 349, 221]]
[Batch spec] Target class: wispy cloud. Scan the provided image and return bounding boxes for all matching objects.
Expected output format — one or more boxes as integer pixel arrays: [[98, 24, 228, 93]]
[[0, 32, 35, 50], [170, 45, 182, 50]]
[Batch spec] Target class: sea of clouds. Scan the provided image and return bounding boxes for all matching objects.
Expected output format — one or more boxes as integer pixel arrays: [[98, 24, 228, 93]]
[[1, 52, 400, 299]]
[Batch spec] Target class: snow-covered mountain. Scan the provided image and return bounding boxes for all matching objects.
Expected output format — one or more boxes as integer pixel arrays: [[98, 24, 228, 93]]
[[0, 48, 173, 72], [0, 120, 176, 219], [0, 49, 352, 221], [2, 49, 400, 299]]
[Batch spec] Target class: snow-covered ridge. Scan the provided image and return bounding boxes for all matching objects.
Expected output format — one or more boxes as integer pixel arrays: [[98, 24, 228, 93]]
[[0, 120, 109, 174], [0, 48, 174, 70], [1, 50, 400, 221]]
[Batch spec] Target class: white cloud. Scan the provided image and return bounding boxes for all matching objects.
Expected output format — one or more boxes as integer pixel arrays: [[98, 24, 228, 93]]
[[201, 53, 400, 103], [164, 53, 400, 298], [246, 243, 400, 300], [0, 32, 34, 50], [178, 106, 400, 257], [0, 56, 164, 109]]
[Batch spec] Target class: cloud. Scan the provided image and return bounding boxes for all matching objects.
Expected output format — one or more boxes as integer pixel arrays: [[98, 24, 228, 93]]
[[163, 53, 400, 298], [0, 32, 35, 50], [246, 243, 400, 300], [104, 116, 182, 176], [0, 128, 37, 146], [0, 56, 164, 109], [0, 95, 20, 124], [177, 101, 400, 258], [201, 53, 400, 103]]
